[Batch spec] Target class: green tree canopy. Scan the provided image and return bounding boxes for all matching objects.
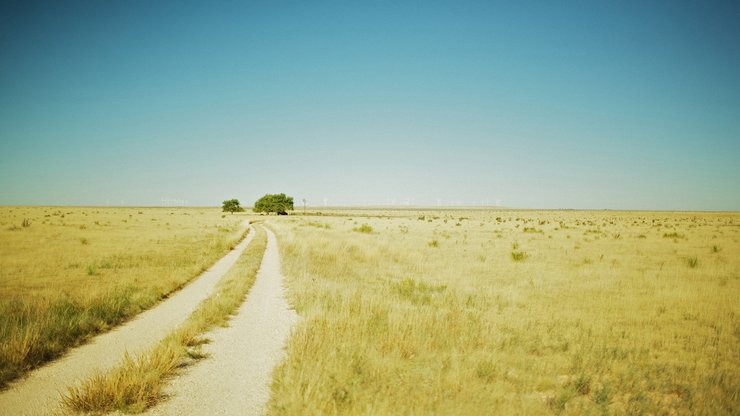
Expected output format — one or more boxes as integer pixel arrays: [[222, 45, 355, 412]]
[[253, 193, 294, 215], [222, 198, 244, 214]]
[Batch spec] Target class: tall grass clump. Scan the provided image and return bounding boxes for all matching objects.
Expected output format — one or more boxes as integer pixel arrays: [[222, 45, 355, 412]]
[[353, 224, 373, 233], [64, 226, 268, 413], [687, 256, 699, 268], [511, 251, 528, 261]]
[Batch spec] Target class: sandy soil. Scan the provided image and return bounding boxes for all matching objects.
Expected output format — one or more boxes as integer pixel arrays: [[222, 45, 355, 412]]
[[0, 223, 254, 416], [144, 227, 298, 416]]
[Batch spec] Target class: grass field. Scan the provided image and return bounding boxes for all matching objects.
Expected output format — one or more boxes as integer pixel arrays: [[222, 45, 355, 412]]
[[0, 206, 247, 387], [267, 209, 739, 415]]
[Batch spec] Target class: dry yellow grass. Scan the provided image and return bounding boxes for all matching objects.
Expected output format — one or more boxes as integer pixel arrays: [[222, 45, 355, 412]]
[[0, 206, 247, 387], [63, 225, 267, 413], [267, 209, 739, 415]]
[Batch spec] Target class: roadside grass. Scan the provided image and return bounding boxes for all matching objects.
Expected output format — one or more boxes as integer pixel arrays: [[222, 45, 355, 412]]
[[63, 225, 268, 413], [0, 207, 246, 388], [267, 210, 740, 415]]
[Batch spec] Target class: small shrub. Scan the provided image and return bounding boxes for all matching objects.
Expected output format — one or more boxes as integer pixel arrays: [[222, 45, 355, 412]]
[[305, 222, 331, 229], [86, 265, 97, 276], [79, 238, 89, 245], [353, 224, 373, 233], [711, 245, 721, 253], [21, 218, 31, 228], [511, 251, 527, 262], [687, 256, 698, 268], [428, 240, 439, 248], [663, 232, 685, 239]]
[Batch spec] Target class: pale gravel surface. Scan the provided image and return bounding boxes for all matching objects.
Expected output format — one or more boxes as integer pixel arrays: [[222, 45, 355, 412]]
[[0, 223, 254, 416], [144, 226, 298, 416]]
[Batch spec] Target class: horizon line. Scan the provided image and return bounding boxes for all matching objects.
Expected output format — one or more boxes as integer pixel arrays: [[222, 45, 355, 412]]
[[1, 204, 738, 214]]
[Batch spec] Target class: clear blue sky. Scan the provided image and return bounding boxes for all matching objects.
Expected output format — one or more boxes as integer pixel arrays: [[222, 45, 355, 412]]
[[1, 1, 738, 210]]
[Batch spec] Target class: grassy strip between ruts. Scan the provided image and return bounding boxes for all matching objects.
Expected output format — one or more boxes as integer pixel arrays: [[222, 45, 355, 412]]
[[62, 224, 267, 414]]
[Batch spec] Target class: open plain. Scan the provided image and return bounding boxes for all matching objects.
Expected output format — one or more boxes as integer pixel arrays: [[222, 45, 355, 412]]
[[0, 208, 738, 416], [267, 209, 739, 415]]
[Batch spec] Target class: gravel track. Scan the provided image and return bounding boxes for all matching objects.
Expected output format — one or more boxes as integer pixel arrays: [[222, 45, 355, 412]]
[[0, 223, 254, 416], [144, 226, 297, 416]]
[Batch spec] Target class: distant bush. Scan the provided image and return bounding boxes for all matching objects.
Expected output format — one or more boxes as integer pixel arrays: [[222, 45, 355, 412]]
[[305, 222, 331, 229], [428, 240, 439, 248], [663, 232, 685, 239], [353, 224, 373, 233], [687, 256, 698, 268], [511, 251, 528, 262]]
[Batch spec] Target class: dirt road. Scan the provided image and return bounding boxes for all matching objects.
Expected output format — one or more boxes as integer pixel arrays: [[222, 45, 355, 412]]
[[145, 227, 298, 416], [0, 223, 254, 416]]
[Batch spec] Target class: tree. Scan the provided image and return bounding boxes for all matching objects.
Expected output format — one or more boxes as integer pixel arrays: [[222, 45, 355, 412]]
[[253, 193, 294, 215], [222, 198, 244, 214]]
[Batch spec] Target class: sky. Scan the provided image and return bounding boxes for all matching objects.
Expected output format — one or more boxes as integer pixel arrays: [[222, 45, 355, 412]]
[[1, 1, 739, 210]]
